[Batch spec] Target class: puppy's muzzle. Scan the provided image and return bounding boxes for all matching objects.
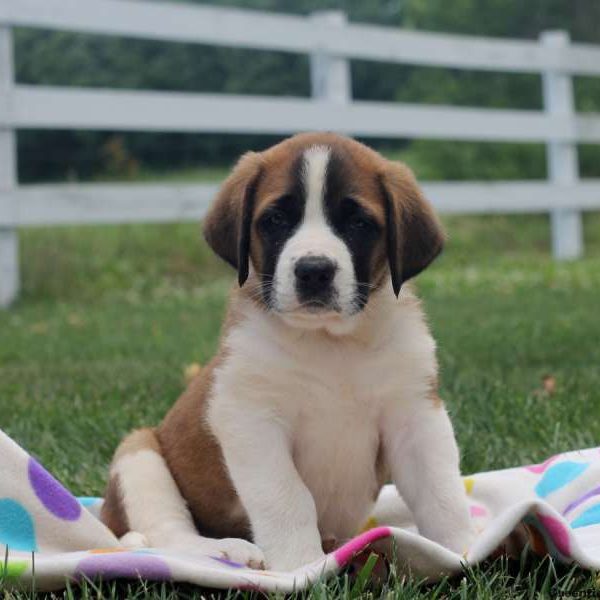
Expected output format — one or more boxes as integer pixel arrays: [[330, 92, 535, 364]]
[[294, 256, 338, 307]]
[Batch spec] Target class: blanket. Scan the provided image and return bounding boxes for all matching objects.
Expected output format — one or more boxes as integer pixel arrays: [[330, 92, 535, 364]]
[[1, 428, 600, 592]]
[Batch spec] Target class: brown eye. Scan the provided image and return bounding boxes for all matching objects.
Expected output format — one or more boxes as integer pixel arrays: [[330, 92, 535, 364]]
[[348, 215, 369, 230], [340, 197, 379, 234], [265, 210, 287, 227], [259, 208, 291, 233], [346, 212, 378, 234]]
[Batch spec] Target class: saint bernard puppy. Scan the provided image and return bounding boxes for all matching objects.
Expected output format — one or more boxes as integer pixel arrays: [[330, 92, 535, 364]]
[[101, 132, 473, 571]]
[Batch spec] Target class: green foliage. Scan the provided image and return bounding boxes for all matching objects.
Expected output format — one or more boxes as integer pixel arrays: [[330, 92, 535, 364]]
[[14, 0, 600, 182], [398, 141, 547, 181], [19, 222, 230, 303]]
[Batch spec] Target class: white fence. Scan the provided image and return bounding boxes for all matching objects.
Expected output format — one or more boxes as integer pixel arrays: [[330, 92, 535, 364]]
[[1, 0, 600, 306]]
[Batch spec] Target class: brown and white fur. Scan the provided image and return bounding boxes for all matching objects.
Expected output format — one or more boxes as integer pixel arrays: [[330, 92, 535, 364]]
[[101, 133, 474, 571]]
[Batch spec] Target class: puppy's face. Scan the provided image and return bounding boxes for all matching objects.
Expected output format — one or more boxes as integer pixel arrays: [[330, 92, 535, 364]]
[[256, 144, 384, 322], [204, 133, 444, 332]]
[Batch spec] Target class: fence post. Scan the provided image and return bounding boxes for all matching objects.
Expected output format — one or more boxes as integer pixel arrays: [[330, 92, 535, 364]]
[[309, 11, 351, 106], [540, 30, 582, 260], [0, 25, 18, 307]]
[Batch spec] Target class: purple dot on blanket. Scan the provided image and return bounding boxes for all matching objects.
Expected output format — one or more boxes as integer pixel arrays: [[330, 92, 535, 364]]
[[76, 553, 171, 581], [28, 457, 81, 521], [211, 555, 245, 568], [563, 485, 600, 517]]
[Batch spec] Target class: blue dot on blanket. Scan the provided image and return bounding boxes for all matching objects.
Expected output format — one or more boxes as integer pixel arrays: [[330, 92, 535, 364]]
[[535, 461, 590, 498], [571, 503, 600, 529], [78, 497, 102, 508], [0, 499, 37, 551]]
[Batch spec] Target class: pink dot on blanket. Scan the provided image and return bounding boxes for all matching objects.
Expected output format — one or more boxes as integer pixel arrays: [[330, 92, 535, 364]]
[[537, 513, 571, 557], [470, 505, 488, 518], [333, 527, 392, 566], [525, 455, 558, 474], [75, 553, 171, 581], [28, 457, 81, 521]]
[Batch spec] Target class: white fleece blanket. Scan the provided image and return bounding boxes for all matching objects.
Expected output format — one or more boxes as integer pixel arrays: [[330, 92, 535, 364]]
[[1, 428, 600, 592]]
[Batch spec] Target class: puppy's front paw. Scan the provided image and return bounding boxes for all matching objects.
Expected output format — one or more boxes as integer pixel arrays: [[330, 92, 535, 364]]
[[212, 537, 267, 569], [169, 535, 266, 569], [120, 531, 150, 549]]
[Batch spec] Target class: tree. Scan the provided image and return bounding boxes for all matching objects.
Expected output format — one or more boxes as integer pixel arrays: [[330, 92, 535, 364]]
[[15, 0, 600, 181]]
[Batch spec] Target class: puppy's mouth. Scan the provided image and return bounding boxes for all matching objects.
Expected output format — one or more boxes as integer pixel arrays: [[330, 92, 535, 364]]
[[278, 301, 342, 318], [278, 307, 347, 332], [267, 286, 369, 334], [298, 299, 341, 314]]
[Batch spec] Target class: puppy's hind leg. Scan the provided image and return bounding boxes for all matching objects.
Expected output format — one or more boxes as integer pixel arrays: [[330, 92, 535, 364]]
[[101, 428, 265, 568]]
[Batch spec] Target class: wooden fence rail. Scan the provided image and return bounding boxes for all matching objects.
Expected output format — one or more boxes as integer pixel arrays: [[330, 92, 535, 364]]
[[1, 0, 599, 306]]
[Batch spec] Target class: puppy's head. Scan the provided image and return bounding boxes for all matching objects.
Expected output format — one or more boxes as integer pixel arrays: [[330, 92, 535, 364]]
[[203, 133, 444, 331]]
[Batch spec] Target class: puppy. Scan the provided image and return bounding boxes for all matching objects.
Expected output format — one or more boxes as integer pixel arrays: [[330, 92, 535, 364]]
[[101, 132, 473, 571]]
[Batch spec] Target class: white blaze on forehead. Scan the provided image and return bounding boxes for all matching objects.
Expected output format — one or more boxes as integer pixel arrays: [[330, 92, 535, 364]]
[[302, 145, 330, 224], [272, 143, 358, 327]]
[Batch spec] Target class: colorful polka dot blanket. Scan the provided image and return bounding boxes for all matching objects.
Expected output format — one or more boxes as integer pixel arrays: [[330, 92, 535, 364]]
[[2, 428, 600, 593]]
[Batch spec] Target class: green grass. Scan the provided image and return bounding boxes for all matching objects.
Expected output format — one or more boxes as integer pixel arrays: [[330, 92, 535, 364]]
[[1, 211, 600, 598], [93, 165, 230, 184]]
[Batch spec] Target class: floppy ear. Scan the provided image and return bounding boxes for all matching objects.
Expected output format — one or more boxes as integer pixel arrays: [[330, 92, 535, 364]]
[[379, 162, 445, 297], [203, 151, 263, 287]]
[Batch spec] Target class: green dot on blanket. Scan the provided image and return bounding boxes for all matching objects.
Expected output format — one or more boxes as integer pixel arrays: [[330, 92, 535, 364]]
[[0, 559, 28, 579]]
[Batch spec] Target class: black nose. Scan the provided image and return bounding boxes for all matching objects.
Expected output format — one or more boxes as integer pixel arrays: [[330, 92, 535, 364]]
[[294, 256, 337, 296]]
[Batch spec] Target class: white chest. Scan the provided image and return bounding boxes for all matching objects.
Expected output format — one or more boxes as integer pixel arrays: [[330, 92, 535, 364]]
[[291, 387, 382, 539], [212, 299, 437, 540]]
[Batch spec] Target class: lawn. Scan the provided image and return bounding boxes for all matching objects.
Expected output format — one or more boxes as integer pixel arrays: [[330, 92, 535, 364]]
[[1, 211, 600, 598]]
